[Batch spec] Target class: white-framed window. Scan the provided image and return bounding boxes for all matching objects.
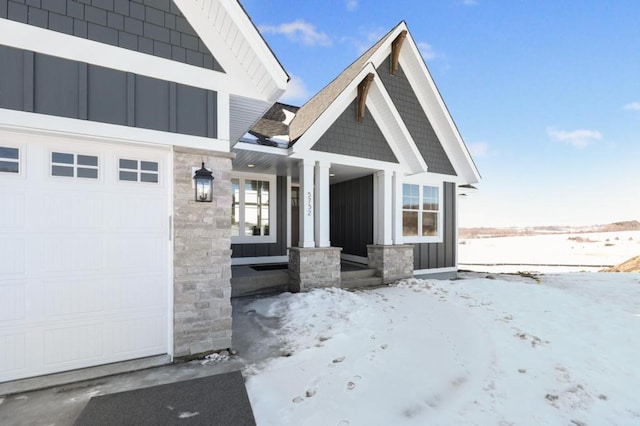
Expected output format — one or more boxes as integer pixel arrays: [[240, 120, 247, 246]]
[[231, 173, 277, 244], [402, 183, 442, 242], [51, 152, 99, 179], [0, 146, 20, 174], [118, 158, 159, 183]]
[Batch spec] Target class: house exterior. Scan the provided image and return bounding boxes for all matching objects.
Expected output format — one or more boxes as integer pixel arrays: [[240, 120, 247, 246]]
[[0, 0, 287, 385], [231, 22, 480, 289]]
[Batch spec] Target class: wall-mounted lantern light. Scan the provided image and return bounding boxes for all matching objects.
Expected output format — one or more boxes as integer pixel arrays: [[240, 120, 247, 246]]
[[193, 162, 214, 202]]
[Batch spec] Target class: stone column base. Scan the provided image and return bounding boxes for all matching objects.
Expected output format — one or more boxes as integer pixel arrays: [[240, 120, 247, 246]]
[[367, 245, 414, 284], [289, 247, 342, 292]]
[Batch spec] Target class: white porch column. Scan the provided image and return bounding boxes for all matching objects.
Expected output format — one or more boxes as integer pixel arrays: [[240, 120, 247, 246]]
[[392, 171, 403, 244], [299, 159, 315, 248], [374, 170, 393, 245], [314, 161, 331, 247]]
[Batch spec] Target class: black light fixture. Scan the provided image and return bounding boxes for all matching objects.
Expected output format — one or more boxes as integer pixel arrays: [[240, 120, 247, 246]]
[[193, 162, 214, 202]]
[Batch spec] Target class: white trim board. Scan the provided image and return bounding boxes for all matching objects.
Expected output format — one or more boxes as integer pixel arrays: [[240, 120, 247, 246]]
[[0, 19, 246, 96], [0, 109, 230, 152], [231, 256, 288, 266]]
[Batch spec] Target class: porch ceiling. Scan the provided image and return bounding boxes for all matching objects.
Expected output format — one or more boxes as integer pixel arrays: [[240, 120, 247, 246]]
[[232, 148, 377, 184]]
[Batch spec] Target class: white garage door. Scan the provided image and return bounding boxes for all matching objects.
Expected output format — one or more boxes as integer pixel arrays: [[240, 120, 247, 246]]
[[0, 132, 171, 383]]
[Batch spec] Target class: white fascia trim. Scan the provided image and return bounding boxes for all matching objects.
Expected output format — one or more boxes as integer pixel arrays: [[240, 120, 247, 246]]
[[413, 266, 457, 275], [167, 147, 175, 359], [0, 109, 230, 152], [0, 19, 255, 97], [404, 170, 471, 185], [400, 35, 481, 184], [231, 256, 288, 266], [290, 150, 403, 174], [233, 141, 290, 156], [213, 0, 289, 97], [174, 0, 287, 102]]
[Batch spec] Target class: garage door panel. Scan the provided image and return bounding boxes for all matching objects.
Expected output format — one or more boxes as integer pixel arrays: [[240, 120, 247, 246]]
[[44, 323, 103, 366], [0, 281, 26, 322], [107, 195, 165, 231], [37, 192, 104, 230], [0, 238, 26, 276], [111, 315, 165, 354], [106, 275, 166, 311], [105, 236, 165, 272], [0, 333, 26, 373], [0, 191, 25, 229], [36, 236, 104, 275], [43, 278, 104, 318]]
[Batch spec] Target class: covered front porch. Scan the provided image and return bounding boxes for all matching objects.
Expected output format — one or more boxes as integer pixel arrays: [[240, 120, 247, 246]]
[[230, 147, 415, 293]]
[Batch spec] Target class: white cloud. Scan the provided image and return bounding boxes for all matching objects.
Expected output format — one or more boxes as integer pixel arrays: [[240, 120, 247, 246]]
[[468, 142, 489, 157], [623, 101, 640, 111], [346, 0, 358, 11], [546, 127, 602, 148], [346, 27, 388, 54], [280, 75, 310, 104], [417, 41, 437, 60], [259, 20, 331, 47]]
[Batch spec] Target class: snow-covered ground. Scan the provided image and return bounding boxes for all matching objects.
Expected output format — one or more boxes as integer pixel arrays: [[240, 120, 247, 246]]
[[242, 273, 640, 425], [459, 230, 640, 273]]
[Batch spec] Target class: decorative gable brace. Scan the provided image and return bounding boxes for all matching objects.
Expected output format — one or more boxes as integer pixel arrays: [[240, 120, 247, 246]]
[[357, 73, 375, 123], [390, 30, 407, 75]]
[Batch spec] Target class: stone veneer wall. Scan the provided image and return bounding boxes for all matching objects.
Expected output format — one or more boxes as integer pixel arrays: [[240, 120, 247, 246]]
[[289, 247, 342, 292], [367, 245, 414, 284], [173, 147, 234, 357]]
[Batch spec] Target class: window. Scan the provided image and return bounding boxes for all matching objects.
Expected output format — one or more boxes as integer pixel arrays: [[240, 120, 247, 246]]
[[402, 183, 441, 240], [0, 146, 20, 174], [119, 159, 159, 183], [231, 174, 277, 243], [51, 152, 98, 179]]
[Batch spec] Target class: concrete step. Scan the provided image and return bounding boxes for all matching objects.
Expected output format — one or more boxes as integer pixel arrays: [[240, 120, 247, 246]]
[[341, 268, 377, 280], [341, 275, 384, 290]]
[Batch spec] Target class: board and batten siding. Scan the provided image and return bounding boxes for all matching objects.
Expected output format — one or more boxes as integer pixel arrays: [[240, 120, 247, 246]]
[[0, 45, 217, 139], [0, 0, 223, 71], [412, 182, 457, 270], [329, 175, 374, 258], [231, 176, 288, 258]]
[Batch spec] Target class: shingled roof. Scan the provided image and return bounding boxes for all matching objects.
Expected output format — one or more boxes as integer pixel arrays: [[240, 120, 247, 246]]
[[244, 102, 299, 146], [287, 23, 403, 144]]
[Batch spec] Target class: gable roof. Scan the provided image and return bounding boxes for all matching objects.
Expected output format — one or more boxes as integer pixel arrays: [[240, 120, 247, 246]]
[[288, 21, 480, 184], [174, 0, 290, 142], [289, 25, 399, 143]]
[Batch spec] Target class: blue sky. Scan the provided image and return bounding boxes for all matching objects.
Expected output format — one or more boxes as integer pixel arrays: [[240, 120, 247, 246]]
[[240, 0, 640, 227]]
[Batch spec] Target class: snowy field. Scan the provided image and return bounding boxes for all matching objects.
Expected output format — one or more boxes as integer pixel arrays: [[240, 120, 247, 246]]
[[243, 273, 640, 425], [459, 230, 640, 273]]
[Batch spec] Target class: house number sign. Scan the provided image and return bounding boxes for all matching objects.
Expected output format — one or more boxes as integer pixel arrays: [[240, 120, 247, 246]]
[[307, 191, 312, 216]]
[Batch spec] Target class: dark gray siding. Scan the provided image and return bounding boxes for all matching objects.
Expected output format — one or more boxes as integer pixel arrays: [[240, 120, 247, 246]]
[[329, 175, 374, 258], [312, 100, 398, 163], [0, 45, 217, 138], [0, 0, 223, 71], [412, 182, 456, 269], [231, 176, 288, 259], [377, 56, 456, 176], [88, 65, 127, 125]]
